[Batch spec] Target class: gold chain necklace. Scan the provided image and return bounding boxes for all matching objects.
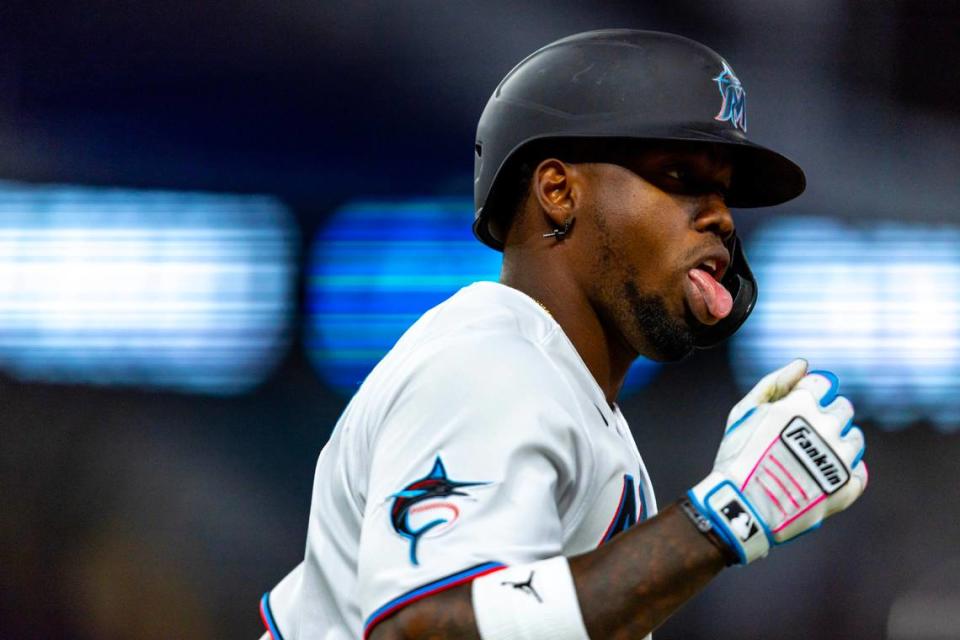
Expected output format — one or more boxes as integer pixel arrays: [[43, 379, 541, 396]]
[[532, 298, 553, 318]]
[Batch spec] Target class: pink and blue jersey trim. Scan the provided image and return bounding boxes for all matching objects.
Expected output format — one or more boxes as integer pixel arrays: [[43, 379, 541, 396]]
[[259, 591, 284, 640], [363, 561, 505, 639]]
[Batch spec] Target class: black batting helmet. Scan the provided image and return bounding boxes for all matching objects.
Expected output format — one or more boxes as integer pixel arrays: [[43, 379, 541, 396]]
[[472, 29, 806, 348]]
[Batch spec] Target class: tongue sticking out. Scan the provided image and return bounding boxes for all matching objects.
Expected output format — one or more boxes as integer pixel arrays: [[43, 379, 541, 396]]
[[688, 268, 733, 320]]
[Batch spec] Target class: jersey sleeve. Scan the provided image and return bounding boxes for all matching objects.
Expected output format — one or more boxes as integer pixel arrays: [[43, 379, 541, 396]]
[[357, 334, 593, 637], [259, 562, 302, 640]]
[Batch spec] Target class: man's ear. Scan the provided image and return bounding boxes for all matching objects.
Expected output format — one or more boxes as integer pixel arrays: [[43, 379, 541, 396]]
[[532, 159, 580, 229]]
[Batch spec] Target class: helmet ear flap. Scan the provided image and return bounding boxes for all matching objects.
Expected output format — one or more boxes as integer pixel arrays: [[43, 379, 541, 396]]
[[693, 233, 757, 348]]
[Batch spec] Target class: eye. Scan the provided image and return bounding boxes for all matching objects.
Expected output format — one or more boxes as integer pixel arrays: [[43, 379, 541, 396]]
[[660, 164, 729, 198]]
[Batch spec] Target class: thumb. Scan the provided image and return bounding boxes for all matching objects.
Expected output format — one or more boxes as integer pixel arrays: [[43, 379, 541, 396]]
[[727, 358, 808, 428], [769, 358, 809, 401]]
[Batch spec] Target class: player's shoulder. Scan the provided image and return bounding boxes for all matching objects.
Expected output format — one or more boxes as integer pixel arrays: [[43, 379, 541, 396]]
[[355, 281, 591, 432], [359, 282, 597, 474], [411, 281, 556, 345], [402, 282, 566, 384]]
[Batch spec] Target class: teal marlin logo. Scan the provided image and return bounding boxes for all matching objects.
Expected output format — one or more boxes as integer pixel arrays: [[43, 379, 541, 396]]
[[389, 456, 489, 565], [713, 61, 746, 132]]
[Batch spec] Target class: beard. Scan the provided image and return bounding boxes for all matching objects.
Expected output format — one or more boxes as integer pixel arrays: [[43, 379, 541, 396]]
[[589, 204, 697, 361], [622, 279, 696, 361]]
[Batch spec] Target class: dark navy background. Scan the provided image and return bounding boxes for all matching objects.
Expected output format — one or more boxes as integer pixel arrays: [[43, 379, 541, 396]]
[[1, 2, 959, 639]]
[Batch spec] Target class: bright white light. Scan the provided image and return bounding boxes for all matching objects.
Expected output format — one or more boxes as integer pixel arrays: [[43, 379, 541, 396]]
[[0, 183, 296, 394], [731, 217, 960, 431]]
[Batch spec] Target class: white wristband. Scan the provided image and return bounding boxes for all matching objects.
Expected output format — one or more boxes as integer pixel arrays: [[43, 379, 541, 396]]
[[471, 556, 589, 640]]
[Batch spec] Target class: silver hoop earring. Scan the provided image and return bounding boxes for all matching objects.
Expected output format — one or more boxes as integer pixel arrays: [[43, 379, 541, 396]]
[[543, 217, 575, 241]]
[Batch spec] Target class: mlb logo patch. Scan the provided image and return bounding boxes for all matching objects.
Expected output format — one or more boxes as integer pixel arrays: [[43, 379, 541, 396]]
[[720, 498, 759, 542], [705, 482, 766, 556]]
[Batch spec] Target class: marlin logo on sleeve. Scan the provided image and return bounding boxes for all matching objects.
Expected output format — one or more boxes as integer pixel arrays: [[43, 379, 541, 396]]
[[389, 456, 489, 565], [713, 60, 747, 132]]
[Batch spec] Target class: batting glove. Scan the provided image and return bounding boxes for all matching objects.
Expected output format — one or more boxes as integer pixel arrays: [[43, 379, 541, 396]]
[[688, 360, 868, 564]]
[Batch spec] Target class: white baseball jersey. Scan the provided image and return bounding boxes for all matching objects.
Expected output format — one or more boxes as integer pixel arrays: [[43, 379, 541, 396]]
[[260, 281, 657, 640]]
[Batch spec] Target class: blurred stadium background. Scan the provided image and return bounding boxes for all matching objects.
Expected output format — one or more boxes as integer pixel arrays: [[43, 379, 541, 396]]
[[1, 2, 959, 638]]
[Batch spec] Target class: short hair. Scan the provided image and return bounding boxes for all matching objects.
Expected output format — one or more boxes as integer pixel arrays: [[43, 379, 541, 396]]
[[484, 139, 624, 243], [486, 156, 536, 244]]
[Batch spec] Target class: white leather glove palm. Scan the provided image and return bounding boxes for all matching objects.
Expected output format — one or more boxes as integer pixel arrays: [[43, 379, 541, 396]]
[[689, 360, 868, 564]]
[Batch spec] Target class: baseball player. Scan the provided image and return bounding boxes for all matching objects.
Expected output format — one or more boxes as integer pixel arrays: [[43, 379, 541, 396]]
[[260, 30, 867, 640]]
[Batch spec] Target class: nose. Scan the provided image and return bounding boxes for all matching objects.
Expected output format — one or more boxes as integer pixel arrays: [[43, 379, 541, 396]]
[[694, 195, 735, 242]]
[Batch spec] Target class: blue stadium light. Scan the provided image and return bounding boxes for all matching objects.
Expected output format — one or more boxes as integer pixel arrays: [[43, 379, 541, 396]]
[[306, 198, 659, 394], [0, 182, 296, 394], [731, 217, 960, 431]]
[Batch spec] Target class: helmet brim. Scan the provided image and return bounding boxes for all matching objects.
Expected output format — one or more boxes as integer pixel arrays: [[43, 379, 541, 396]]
[[663, 128, 806, 208]]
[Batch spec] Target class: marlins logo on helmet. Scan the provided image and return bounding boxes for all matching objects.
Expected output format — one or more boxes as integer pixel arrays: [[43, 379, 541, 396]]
[[713, 60, 747, 132], [389, 456, 489, 565]]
